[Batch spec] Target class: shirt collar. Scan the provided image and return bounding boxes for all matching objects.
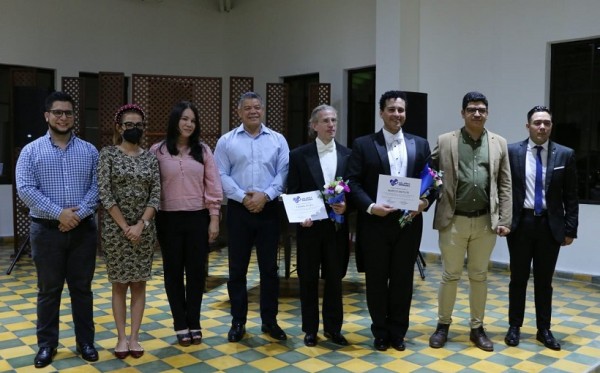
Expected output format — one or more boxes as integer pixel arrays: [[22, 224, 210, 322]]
[[382, 128, 403, 146], [528, 139, 549, 151], [316, 137, 335, 154]]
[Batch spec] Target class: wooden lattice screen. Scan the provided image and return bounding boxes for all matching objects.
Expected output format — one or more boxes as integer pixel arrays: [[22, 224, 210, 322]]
[[266, 83, 289, 136], [11, 69, 37, 253], [229, 77, 254, 130], [308, 83, 331, 113], [132, 74, 222, 151], [99, 72, 126, 149], [61, 77, 85, 138]]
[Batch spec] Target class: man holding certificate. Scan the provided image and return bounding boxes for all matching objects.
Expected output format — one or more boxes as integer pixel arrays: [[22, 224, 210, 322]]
[[345, 91, 434, 351], [287, 105, 351, 347]]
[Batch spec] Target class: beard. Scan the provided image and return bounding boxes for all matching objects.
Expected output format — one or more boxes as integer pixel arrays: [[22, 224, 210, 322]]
[[48, 121, 73, 136]]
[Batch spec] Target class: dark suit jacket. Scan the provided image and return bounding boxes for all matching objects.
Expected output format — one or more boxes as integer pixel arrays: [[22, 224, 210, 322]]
[[345, 130, 434, 271], [508, 139, 579, 243], [287, 140, 352, 275]]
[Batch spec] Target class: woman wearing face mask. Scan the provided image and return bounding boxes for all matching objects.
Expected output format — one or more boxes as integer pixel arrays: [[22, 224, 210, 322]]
[[149, 101, 222, 346], [98, 104, 161, 359]]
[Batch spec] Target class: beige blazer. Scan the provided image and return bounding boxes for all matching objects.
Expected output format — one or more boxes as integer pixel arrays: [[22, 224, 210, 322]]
[[431, 129, 512, 231]]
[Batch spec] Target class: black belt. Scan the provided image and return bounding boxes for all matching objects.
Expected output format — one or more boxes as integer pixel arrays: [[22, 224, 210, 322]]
[[31, 216, 92, 229], [522, 208, 547, 217], [455, 208, 489, 218]]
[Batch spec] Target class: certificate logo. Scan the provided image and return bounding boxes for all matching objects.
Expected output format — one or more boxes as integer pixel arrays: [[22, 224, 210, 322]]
[[389, 178, 399, 186], [293, 196, 301, 203]]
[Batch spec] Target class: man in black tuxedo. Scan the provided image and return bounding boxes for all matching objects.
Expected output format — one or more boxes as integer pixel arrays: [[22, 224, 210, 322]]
[[287, 105, 351, 347], [504, 105, 578, 351], [345, 91, 435, 351]]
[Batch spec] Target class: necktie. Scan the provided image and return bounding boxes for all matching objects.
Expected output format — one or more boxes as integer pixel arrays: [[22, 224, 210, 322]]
[[534, 145, 544, 215]]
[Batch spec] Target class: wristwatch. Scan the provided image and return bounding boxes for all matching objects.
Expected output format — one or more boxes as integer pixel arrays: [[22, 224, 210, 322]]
[[264, 192, 271, 201], [141, 219, 150, 229]]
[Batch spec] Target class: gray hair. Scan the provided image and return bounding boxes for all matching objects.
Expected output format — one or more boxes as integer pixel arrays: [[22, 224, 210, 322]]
[[308, 104, 337, 137], [237, 92, 263, 108]]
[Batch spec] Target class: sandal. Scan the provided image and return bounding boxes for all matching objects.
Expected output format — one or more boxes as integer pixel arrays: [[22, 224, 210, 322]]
[[177, 332, 192, 347], [114, 340, 129, 359], [190, 330, 202, 345]]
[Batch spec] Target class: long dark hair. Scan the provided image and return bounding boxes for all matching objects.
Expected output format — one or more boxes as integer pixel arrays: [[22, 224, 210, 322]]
[[159, 101, 204, 164]]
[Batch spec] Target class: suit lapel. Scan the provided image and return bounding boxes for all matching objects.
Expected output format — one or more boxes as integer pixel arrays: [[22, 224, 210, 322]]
[[545, 141, 556, 192], [405, 134, 416, 177], [334, 141, 345, 178], [306, 142, 326, 188], [518, 140, 528, 190], [374, 131, 391, 174]]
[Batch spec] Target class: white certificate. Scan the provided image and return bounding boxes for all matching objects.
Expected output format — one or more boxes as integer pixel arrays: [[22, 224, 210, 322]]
[[375, 174, 421, 211], [281, 191, 328, 223]]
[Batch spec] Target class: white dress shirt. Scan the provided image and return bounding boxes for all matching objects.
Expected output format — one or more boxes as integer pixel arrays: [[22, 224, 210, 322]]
[[524, 140, 548, 210], [316, 137, 337, 184]]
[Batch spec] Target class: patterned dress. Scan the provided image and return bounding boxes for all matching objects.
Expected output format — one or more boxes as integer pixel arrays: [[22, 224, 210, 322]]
[[98, 146, 161, 283]]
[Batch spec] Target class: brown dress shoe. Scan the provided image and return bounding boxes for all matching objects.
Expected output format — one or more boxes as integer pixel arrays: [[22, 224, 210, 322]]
[[470, 326, 493, 351], [429, 323, 450, 348]]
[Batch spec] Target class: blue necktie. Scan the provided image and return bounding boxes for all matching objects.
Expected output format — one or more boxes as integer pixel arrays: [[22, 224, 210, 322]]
[[534, 145, 544, 215]]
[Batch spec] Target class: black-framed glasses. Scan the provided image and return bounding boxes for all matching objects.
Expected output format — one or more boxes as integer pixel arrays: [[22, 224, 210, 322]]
[[465, 107, 487, 115], [122, 121, 146, 130], [49, 109, 74, 118]]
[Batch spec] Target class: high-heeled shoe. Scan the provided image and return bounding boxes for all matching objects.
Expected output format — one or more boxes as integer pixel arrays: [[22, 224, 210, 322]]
[[190, 330, 202, 345], [177, 332, 192, 347]]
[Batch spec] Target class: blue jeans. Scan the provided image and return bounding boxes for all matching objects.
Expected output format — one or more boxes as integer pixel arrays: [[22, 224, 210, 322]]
[[30, 218, 97, 348]]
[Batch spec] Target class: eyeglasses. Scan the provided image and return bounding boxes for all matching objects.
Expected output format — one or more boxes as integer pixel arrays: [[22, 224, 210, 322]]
[[465, 107, 487, 115], [122, 121, 146, 129], [49, 110, 74, 118]]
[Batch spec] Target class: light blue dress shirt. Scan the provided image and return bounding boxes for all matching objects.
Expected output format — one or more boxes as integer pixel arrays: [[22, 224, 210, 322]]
[[214, 124, 289, 203], [16, 131, 99, 220]]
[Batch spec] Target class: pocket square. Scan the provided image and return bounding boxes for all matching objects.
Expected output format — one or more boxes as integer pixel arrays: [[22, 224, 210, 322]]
[[554, 166, 565, 170]]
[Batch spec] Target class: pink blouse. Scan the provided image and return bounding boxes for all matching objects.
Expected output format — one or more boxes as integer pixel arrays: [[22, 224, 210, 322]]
[[149, 142, 222, 215]]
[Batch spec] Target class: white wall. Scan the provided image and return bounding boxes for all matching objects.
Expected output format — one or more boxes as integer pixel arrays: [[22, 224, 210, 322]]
[[1, 0, 599, 275], [416, 0, 600, 276]]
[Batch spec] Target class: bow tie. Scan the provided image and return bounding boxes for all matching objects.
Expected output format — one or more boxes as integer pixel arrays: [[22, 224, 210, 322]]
[[387, 137, 402, 147], [317, 141, 334, 154]]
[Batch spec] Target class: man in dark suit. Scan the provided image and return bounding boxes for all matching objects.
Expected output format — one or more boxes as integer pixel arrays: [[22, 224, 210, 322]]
[[345, 90, 435, 351], [287, 104, 352, 347], [504, 105, 578, 351]]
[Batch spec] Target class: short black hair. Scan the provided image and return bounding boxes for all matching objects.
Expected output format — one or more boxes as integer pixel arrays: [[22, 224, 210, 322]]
[[527, 105, 552, 122], [379, 90, 407, 111], [462, 91, 488, 110], [45, 91, 74, 111]]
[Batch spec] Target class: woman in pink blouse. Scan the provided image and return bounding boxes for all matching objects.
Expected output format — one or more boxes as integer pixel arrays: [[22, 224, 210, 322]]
[[149, 101, 222, 346]]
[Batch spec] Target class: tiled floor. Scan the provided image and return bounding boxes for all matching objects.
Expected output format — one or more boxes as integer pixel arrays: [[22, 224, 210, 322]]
[[1, 242, 600, 373]]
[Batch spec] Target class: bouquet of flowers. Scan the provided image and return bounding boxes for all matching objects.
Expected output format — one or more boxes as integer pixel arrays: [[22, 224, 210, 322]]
[[398, 163, 443, 228], [322, 177, 351, 228]]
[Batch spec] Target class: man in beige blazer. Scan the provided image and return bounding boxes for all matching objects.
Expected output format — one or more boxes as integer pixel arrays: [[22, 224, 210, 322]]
[[429, 91, 512, 352]]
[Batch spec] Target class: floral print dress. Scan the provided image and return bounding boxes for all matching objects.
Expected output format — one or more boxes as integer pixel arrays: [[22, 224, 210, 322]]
[[98, 146, 161, 283]]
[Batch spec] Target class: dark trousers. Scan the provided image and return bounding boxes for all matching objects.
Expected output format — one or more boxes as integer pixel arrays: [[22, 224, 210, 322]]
[[156, 210, 209, 331], [296, 219, 346, 334], [29, 218, 97, 348], [362, 212, 421, 340], [227, 200, 280, 325], [507, 212, 561, 330]]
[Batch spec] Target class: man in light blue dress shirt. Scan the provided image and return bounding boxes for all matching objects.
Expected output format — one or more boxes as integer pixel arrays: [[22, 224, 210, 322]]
[[214, 92, 289, 343]]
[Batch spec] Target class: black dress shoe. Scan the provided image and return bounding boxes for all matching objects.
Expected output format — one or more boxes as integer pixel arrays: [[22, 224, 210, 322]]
[[261, 323, 287, 340], [34, 347, 57, 368], [504, 326, 520, 347], [76, 343, 99, 362], [373, 337, 389, 351], [324, 331, 349, 346], [228, 323, 246, 342], [304, 333, 317, 347], [470, 327, 494, 352], [536, 329, 561, 351], [390, 337, 406, 351], [429, 323, 450, 348]]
